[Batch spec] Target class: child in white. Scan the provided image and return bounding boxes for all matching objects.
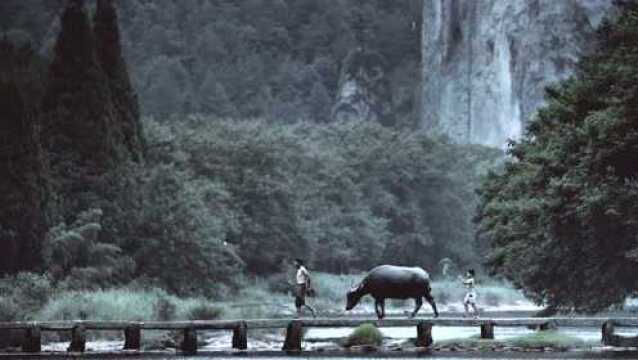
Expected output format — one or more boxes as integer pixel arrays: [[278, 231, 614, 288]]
[[461, 269, 479, 318]]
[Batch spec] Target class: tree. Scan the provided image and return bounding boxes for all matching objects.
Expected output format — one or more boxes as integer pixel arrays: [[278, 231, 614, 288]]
[[41, 0, 119, 222], [0, 78, 44, 274], [476, 3, 638, 312], [94, 0, 145, 160], [0, 39, 47, 274], [198, 71, 238, 118], [42, 208, 135, 290]]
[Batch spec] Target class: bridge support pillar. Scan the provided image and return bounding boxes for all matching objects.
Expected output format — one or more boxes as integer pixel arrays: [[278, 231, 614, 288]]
[[602, 320, 638, 347], [232, 321, 248, 350], [68, 324, 86, 352], [480, 322, 494, 339], [22, 324, 41, 353], [416, 322, 433, 347], [602, 320, 615, 346], [181, 327, 198, 355], [282, 320, 303, 352], [124, 325, 141, 350]]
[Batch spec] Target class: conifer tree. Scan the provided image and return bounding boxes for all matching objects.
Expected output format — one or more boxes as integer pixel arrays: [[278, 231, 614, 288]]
[[0, 40, 46, 273], [41, 0, 119, 221], [94, 0, 144, 160]]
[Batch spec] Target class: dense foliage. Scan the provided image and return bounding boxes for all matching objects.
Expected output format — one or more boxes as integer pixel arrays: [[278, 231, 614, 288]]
[[2, 0, 423, 126], [0, 0, 499, 298], [476, 3, 638, 312], [42, 0, 131, 223], [0, 39, 48, 273], [148, 118, 500, 275]]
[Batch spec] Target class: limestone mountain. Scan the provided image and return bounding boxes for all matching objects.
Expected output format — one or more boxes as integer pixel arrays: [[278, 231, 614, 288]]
[[421, 0, 616, 147]]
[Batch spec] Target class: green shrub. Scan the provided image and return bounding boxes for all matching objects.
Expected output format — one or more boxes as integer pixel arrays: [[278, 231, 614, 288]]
[[344, 324, 383, 347], [508, 331, 586, 349], [43, 209, 135, 290], [434, 334, 494, 349], [0, 297, 18, 321], [435, 331, 592, 351], [153, 294, 177, 321], [186, 301, 223, 320], [265, 273, 293, 294], [0, 272, 52, 320]]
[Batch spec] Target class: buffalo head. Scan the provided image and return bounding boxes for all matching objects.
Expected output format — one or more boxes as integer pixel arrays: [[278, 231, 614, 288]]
[[346, 284, 364, 311]]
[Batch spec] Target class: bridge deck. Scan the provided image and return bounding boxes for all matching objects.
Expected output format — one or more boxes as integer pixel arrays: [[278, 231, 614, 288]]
[[1, 316, 637, 330], [1, 317, 637, 354]]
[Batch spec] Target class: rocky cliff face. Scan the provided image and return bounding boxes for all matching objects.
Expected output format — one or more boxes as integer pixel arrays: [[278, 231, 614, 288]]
[[421, 0, 615, 148]]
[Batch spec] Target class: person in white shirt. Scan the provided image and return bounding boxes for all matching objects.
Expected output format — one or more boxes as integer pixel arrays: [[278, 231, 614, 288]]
[[460, 269, 479, 318], [294, 258, 316, 318]]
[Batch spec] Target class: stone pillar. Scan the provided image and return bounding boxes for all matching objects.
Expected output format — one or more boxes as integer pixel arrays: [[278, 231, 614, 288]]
[[181, 327, 198, 355], [602, 321, 638, 347], [232, 321, 248, 350], [282, 320, 303, 352], [602, 321, 615, 346], [22, 324, 41, 353], [123, 325, 141, 350], [415, 322, 433, 347], [480, 322, 494, 339], [68, 324, 86, 352]]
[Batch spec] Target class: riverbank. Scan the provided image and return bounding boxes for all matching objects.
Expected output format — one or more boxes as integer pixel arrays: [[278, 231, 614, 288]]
[[1, 272, 536, 325]]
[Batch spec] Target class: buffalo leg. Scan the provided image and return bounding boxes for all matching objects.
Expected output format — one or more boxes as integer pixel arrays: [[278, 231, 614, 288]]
[[411, 297, 423, 318], [380, 299, 386, 319], [425, 292, 439, 318], [374, 300, 383, 319]]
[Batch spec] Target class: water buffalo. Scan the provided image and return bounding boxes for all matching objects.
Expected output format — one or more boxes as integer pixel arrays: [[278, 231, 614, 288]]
[[346, 265, 438, 319]]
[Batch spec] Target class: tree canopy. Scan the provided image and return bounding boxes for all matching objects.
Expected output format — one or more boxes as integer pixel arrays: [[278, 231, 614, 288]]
[[0, 0, 500, 298], [476, 2, 638, 312]]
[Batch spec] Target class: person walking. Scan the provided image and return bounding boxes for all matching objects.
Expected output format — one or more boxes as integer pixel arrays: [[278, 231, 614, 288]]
[[294, 258, 317, 318], [460, 269, 479, 318]]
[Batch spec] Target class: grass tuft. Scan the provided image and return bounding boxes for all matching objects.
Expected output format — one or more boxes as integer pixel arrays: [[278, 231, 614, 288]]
[[507, 330, 586, 349], [343, 323, 383, 347], [435, 331, 590, 350], [185, 300, 223, 320]]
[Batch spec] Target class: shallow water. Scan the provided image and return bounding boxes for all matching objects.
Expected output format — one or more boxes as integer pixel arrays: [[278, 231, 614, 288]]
[[40, 325, 638, 353], [306, 326, 638, 343]]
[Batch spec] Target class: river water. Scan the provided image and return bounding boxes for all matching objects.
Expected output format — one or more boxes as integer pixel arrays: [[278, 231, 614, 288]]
[[39, 304, 638, 357], [40, 325, 638, 355]]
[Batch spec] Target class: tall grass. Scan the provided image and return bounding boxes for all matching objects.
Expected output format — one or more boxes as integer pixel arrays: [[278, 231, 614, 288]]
[[38, 288, 223, 321], [25, 272, 529, 324]]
